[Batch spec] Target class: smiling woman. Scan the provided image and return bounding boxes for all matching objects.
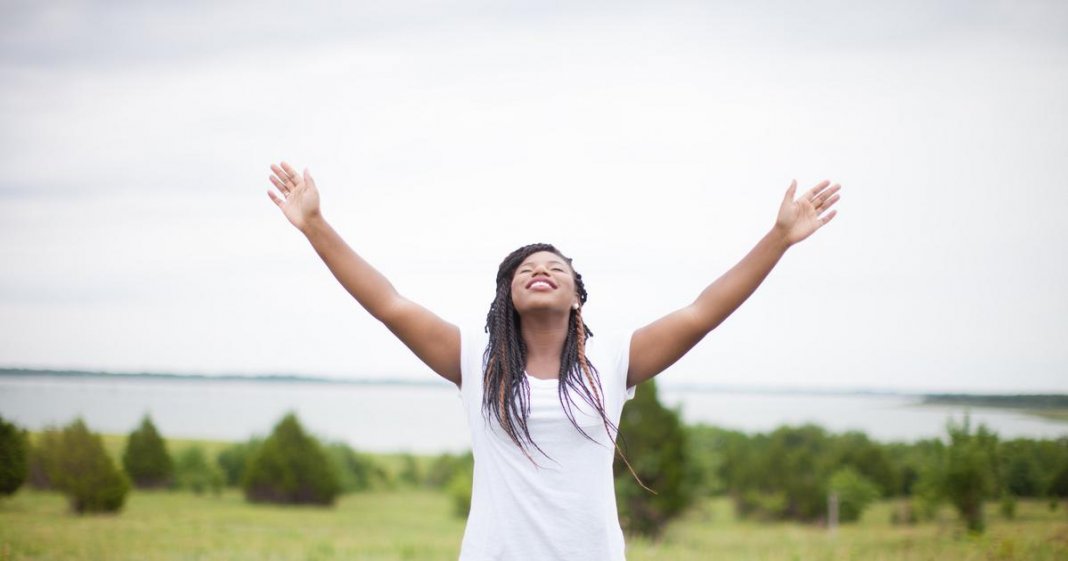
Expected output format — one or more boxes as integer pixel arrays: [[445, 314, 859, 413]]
[[266, 160, 840, 560]]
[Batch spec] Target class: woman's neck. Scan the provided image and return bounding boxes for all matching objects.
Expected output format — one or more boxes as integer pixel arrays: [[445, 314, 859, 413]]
[[520, 312, 569, 379]]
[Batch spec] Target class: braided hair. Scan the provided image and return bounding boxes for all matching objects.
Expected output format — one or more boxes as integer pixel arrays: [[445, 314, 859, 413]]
[[482, 243, 620, 461]]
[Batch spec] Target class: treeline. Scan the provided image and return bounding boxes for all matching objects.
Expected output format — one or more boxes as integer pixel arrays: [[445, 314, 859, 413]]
[[609, 381, 1068, 536], [0, 413, 474, 515], [923, 394, 1068, 410], [3, 383, 1067, 538]]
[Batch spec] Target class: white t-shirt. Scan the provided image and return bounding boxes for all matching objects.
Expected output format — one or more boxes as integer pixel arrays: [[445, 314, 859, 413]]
[[457, 327, 636, 561]]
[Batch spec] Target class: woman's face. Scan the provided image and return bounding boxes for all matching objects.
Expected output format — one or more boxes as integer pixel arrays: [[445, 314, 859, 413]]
[[510, 251, 580, 315]]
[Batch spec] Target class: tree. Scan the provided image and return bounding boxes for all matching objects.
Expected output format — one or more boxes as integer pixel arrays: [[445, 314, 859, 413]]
[[828, 466, 881, 522], [0, 415, 29, 496], [44, 419, 130, 513], [920, 415, 999, 532], [122, 415, 174, 488], [243, 413, 340, 505], [946, 417, 999, 532], [613, 380, 693, 537]]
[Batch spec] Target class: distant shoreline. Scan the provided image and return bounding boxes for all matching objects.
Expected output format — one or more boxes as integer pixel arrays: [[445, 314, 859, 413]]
[[3, 367, 1067, 404], [0, 367, 442, 388]]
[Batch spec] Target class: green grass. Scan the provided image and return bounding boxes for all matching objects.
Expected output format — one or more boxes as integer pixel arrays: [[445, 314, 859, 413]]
[[2, 490, 1066, 561]]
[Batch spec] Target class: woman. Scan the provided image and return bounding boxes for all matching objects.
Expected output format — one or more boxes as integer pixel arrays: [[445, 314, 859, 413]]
[[266, 162, 840, 560]]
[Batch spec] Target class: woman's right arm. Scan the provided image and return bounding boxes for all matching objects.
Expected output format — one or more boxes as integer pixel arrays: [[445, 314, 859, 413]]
[[267, 162, 461, 386]]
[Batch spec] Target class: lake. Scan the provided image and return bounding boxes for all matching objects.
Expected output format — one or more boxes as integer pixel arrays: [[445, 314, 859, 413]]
[[1, 375, 1065, 453]]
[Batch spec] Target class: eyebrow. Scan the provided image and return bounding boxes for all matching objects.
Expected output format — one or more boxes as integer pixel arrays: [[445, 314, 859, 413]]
[[519, 260, 567, 269]]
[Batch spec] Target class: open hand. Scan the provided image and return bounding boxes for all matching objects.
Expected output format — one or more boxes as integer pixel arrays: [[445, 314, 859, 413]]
[[267, 161, 321, 232], [775, 179, 840, 246]]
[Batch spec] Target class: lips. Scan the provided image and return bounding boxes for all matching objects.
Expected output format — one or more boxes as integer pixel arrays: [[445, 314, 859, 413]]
[[526, 278, 557, 290]]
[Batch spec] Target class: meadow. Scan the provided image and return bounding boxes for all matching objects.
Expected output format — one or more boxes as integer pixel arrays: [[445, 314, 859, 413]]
[[2, 487, 1067, 561]]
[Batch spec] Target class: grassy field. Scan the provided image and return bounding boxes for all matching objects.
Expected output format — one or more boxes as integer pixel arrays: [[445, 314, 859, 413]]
[[2, 489, 1066, 561]]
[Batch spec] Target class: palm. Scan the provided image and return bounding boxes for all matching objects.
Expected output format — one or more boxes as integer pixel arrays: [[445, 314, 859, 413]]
[[267, 162, 321, 231], [775, 179, 841, 246]]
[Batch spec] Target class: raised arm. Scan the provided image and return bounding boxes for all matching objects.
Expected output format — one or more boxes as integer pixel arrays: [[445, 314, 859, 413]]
[[267, 162, 461, 386], [627, 179, 840, 388]]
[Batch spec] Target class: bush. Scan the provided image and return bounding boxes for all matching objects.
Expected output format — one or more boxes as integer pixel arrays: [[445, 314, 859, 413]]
[[175, 446, 223, 495], [243, 413, 340, 505], [324, 442, 391, 493], [828, 466, 881, 523], [915, 415, 999, 533], [613, 380, 693, 537], [721, 424, 833, 521], [0, 416, 29, 496], [43, 419, 130, 513], [446, 459, 474, 518], [122, 415, 174, 488], [397, 453, 422, 487], [26, 429, 61, 489], [217, 438, 262, 487], [424, 452, 472, 490], [943, 416, 998, 532]]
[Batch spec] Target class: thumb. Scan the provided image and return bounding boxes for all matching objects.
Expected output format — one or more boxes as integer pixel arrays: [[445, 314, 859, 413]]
[[783, 179, 797, 202], [303, 167, 314, 185]]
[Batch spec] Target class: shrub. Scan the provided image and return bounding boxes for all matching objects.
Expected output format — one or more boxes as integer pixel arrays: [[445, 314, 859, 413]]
[[397, 453, 422, 487], [916, 415, 999, 532], [424, 452, 472, 489], [44, 419, 130, 513], [217, 438, 262, 487], [613, 379, 693, 537], [0, 416, 29, 496], [26, 429, 61, 489], [243, 413, 339, 505], [828, 466, 881, 523], [446, 460, 474, 518], [324, 442, 390, 493], [943, 416, 998, 532], [122, 415, 174, 488], [176, 446, 223, 495]]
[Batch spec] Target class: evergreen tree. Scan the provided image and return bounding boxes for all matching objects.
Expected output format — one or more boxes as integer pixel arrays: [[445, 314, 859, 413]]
[[0, 415, 29, 496], [122, 415, 174, 488], [243, 413, 340, 505], [613, 379, 693, 536], [46, 419, 130, 513]]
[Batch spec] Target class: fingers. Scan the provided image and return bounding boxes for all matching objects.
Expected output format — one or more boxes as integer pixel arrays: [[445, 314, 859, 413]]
[[280, 161, 301, 185], [819, 209, 838, 226], [269, 173, 289, 195], [803, 179, 832, 203], [267, 190, 284, 208], [813, 183, 841, 209]]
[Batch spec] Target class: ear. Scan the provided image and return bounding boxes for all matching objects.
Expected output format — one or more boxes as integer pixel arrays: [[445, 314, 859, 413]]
[[572, 301, 580, 311]]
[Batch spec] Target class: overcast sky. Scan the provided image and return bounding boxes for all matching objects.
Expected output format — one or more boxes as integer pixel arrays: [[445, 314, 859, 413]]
[[1, 0, 1065, 393]]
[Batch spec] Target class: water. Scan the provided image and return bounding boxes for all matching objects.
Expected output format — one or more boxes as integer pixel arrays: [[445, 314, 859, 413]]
[[1, 375, 1065, 453]]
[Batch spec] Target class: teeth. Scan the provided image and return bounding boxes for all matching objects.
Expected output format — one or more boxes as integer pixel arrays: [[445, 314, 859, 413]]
[[530, 281, 552, 289]]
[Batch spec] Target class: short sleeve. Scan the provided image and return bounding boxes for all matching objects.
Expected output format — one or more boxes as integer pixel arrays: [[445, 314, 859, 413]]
[[459, 327, 489, 403]]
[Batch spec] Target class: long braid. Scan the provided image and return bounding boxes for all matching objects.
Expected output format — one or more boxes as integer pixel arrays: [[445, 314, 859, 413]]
[[482, 243, 649, 490]]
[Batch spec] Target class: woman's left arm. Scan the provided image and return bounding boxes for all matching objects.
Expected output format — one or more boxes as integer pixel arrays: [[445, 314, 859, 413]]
[[627, 179, 841, 388]]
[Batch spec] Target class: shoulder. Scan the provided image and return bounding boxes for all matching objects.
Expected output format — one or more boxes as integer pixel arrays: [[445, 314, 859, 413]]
[[586, 328, 634, 367]]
